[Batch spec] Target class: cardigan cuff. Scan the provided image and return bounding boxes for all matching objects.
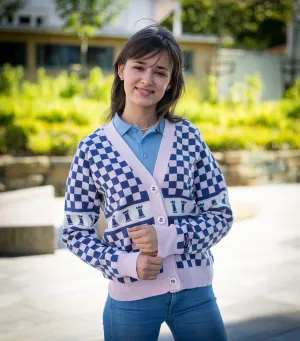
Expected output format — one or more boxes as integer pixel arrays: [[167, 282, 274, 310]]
[[153, 224, 185, 258], [117, 252, 141, 279]]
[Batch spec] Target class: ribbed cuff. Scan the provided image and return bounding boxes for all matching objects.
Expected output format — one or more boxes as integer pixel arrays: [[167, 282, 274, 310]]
[[117, 252, 141, 279], [153, 224, 184, 258]]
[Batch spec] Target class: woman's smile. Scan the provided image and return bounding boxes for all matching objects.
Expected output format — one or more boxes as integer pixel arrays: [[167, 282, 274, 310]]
[[135, 87, 154, 97]]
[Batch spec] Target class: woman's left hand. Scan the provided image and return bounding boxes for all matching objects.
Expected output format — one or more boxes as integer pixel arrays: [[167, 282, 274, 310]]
[[127, 225, 158, 255]]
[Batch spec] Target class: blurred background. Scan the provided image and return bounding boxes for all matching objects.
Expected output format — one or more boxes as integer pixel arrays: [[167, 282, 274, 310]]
[[0, 1, 299, 341]]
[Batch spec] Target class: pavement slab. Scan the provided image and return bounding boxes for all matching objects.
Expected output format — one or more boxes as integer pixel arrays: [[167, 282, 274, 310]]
[[0, 184, 299, 341]]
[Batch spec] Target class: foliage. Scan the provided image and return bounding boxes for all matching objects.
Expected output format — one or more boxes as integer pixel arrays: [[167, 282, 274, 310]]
[[285, 78, 300, 101], [55, 0, 125, 38], [0, 66, 299, 155], [0, 0, 24, 21], [162, 0, 294, 50], [55, 0, 125, 76]]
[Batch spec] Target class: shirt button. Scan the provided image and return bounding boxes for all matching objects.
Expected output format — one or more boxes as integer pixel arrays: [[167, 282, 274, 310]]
[[141, 140, 145, 144], [150, 185, 158, 193], [143, 153, 148, 159], [170, 277, 178, 285], [133, 128, 137, 132], [158, 216, 165, 224]]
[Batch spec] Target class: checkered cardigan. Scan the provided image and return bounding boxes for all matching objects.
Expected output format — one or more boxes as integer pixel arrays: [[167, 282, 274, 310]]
[[62, 119, 233, 284]]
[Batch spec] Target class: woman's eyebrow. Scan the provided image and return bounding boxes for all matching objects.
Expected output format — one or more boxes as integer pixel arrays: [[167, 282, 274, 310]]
[[133, 60, 170, 72], [156, 65, 169, 72]]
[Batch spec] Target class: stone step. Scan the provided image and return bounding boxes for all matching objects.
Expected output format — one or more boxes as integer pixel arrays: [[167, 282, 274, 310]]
[[0, 186, 56, 255]]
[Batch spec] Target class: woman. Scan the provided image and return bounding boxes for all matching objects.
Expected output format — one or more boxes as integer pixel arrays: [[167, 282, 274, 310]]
[[62, 24, 233, 341]]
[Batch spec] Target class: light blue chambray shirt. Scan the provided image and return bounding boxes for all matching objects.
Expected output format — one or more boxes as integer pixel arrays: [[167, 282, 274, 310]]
[[113, 113, 165, 176]]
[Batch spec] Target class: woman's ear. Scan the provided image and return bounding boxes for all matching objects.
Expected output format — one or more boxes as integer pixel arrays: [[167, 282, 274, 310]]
[[118, 64, 124, 81]]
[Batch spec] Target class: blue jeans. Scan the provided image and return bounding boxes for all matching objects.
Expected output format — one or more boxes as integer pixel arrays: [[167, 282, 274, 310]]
[[103, 285, 228, 341]]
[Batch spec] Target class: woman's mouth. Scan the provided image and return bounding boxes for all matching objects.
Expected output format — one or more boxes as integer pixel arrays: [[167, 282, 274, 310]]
[[136, 88, 154, 97]]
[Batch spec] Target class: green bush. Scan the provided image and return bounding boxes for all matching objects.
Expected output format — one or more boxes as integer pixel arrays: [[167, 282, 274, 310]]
[[5, 124, 28, 153], [0, 64, 24, 95], [0, 66, 299, 155], [285, 79, 300, 101]]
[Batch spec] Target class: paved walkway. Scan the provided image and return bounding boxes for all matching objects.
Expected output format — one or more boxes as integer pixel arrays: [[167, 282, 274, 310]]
[[0, 184, 300, 341]]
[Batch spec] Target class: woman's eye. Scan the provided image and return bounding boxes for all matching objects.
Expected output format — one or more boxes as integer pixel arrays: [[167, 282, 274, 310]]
[[133, 66, 143, 71], [156, 72, 166, 77]]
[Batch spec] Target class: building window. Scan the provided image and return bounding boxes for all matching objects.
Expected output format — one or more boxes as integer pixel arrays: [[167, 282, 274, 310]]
[[7, 16, 13, 25], [0, 42, 27, 67], [37, 44, 80, 68], [87, 47, 113, 71], [36, 45, 113, 71], [19, 15, 31, 26], [36, 16, 44, 27], [183, 50, 194, 74]]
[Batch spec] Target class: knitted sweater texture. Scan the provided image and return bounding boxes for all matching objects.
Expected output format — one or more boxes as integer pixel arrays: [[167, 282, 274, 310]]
[[62, 118, 233, 300]]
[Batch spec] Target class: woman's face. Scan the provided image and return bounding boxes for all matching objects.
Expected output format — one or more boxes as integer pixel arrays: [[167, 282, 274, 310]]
[[118, 51, 172, 113]]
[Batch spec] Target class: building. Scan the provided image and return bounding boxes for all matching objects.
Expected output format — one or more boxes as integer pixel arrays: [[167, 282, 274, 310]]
[[0, 0, 218, 90]]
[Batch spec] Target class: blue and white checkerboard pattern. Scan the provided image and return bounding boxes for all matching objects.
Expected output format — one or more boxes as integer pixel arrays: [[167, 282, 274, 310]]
[[87, 130, 146, 218], [63, 120, 233, 282], [63, 138, 139, 283], [162, 121, 233, 268]]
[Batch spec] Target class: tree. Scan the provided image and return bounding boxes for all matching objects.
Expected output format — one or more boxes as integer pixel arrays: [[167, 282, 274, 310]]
[[162, 0, 295, 50], [55, 0, 125, 77], [0, 0, 24, 22]]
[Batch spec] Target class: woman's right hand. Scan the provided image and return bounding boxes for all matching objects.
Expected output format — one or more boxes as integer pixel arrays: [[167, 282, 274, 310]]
[[136, 254, 163, 280]]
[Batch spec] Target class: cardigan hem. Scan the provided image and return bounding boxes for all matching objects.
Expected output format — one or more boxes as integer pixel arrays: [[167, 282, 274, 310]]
[[108, 262, 213, 301]]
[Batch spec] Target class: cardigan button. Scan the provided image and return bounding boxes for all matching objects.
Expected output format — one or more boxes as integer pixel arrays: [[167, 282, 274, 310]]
[[150, 185, 158, 193], [170, 277, 178, 285], [158, 216, 165, 224]]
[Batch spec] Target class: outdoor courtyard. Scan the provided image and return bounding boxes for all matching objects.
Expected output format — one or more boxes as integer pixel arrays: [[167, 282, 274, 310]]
[[0, 184, 300, 341]]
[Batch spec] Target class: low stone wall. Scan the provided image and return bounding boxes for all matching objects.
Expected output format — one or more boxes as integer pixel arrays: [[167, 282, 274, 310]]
[[214, 150, 300, 186], [0, 156, 73, 196], [0, 150, 299, 195]]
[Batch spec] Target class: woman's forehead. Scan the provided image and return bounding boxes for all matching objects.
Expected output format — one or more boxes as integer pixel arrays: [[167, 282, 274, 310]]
[[130, 51, 173, 68]]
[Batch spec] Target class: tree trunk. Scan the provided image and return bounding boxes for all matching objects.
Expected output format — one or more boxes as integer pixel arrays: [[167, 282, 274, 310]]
[[80, 35, 88, 79]]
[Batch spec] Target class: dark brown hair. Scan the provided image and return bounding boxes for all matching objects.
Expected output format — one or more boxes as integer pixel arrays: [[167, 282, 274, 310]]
[[107, 24, 185, 126]]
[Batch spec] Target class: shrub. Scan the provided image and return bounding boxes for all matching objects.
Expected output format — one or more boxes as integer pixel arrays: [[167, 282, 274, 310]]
[[285, 79, 300, 101], [0, 64, 24, 96], [5, 124, 28, 154], [0, 66, 299, 155]]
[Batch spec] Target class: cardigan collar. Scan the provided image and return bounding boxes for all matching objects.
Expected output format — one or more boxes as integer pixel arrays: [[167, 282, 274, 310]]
[[104, 118, 176, 188], [113, 112, 165, 136]]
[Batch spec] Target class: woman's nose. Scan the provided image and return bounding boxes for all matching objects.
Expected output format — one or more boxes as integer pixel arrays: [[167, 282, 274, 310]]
[[141, 71, 153, 85]]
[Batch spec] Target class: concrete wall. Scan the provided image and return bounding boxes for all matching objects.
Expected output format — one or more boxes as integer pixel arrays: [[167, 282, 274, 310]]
[[217, 49, 286, 102], [1, 150, 299, 196]]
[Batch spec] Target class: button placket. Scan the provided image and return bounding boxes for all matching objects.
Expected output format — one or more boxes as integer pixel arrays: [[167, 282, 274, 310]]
[[150, 185, 158, 193], [157, 216, 165, 224], [169, 277, 178, 285]]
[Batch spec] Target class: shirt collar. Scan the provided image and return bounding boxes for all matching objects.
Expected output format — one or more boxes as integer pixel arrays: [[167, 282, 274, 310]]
[[113, 113, 133, 136], [113, 112, 165, 136]]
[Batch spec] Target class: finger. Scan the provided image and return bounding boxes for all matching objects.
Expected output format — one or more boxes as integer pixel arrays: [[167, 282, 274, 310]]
[[128, 230, 146, 239], [141, 250, 157, 256], [141, 252, 158, 257], [135, 242, 152, 250], [148, 264, 162, 271], [127, 226, 143, 233], [146, 269, 161, 274], [145, 276, 157, 280], [149, 257, 163, 265], [137, 247, 157, 255]]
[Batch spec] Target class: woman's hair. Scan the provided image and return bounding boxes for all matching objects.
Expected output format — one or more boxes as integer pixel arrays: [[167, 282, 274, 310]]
[[107, 24, 185, 125]]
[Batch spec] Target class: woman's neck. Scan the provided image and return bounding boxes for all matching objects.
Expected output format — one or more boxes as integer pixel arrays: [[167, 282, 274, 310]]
[[121, 105, 158, 130]]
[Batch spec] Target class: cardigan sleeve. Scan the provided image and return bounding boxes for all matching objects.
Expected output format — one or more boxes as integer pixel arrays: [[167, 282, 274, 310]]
[[153, 128, 233, 259], [62, 138, 139, 282]]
